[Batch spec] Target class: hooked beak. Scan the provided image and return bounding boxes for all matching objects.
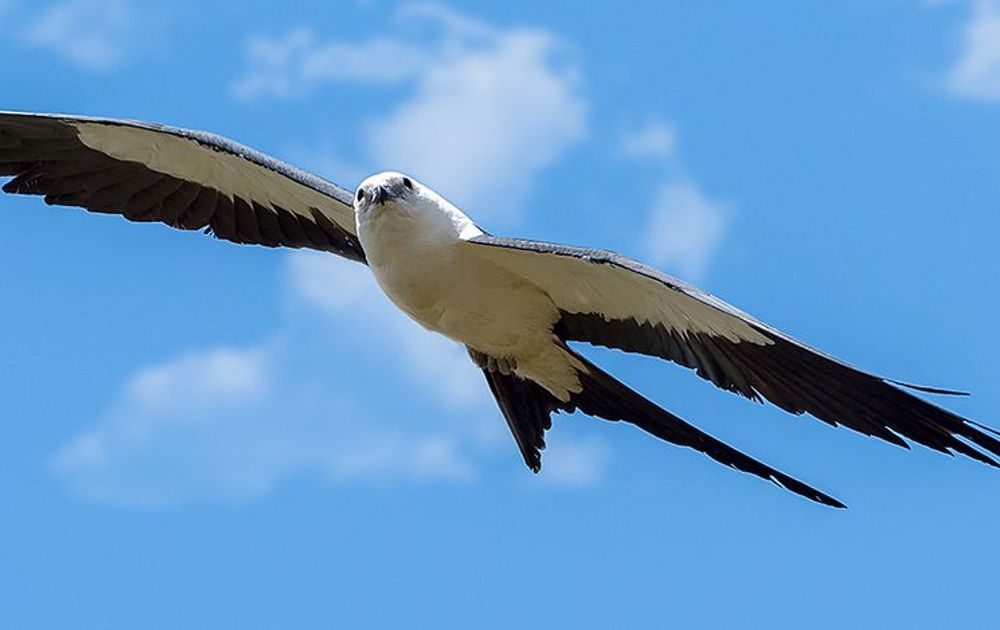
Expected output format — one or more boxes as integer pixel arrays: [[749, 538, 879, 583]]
[[371, 185, 388, 206]]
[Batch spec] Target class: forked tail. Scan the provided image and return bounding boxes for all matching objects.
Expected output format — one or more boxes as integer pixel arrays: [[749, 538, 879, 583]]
[[479, 344, 846, 508]]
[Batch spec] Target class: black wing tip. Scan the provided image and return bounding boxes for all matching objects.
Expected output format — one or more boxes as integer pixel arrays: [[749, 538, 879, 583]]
[[806, 488, 847, 509], [777, 477, 847, 509], [815, 495, 848, 509], [767, 473, 846, 509]]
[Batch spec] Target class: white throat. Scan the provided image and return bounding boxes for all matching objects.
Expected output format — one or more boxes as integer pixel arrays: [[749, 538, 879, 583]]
[[352, 173, 484, 330]]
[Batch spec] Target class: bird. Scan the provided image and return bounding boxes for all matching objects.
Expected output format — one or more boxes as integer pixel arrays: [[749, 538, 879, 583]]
[[2, 110, 997, 509]]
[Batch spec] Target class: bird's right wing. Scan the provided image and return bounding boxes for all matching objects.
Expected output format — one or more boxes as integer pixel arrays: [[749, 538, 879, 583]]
[[462, 234, 1000, 467], [0, 111, 365, 262]]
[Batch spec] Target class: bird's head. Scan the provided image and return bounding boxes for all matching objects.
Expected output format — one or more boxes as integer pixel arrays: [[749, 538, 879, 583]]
[[353, 171, 419, 215], [353, 170, 483, 240]]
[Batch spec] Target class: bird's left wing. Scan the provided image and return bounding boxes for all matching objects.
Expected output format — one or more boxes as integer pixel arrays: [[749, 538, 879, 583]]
[[463, 234, 1000, 466], [0, 111, 365, 262]]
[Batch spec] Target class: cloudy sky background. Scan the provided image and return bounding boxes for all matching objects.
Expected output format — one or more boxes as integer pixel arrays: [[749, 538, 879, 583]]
[[1, 1, 999, 628]]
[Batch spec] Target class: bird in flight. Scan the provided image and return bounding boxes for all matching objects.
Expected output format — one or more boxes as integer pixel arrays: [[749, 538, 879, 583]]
[[2, 111, 997, 508]]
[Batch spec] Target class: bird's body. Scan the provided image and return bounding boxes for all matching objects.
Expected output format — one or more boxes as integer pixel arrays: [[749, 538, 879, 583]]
[[356, 172, 581, 400], [3, 110, 998, 509]]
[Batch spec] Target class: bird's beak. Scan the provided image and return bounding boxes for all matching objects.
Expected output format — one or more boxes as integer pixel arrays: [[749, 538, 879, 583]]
[[371, 185, 388, 206]]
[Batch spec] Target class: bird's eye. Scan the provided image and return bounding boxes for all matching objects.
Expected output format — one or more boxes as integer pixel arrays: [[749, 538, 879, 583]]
[[356, 188, 365, 202], [402, 177, 414, 191]]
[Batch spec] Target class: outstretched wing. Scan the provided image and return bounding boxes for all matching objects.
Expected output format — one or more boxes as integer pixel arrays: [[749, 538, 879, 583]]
[[463, 235, 1000, 467], [0, 111, 365, 262]]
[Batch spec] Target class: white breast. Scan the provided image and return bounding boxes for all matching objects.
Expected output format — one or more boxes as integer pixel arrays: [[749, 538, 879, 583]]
[[357, 194, 551, 345], [358, 199, 465, 328]]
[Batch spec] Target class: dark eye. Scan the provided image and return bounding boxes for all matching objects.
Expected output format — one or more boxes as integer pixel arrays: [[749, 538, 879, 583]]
[[356, 188, 365, 202], [402, 177, 413, 191]]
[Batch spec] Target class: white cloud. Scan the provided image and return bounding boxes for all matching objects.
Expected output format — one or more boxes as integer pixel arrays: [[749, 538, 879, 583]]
[[24, 0, 137, 71], [944, 1, 1000, 99], [536, 437, 608, 487], [621, 118, 731, 280], [620, 120, 677, 160], [232, 3, 586, 220], [367, 28, 583, 219], [50, 346, 280, 506], [643, 181, 730, 281], [50, 254, 500, 508], [231, 28, 429, 100]]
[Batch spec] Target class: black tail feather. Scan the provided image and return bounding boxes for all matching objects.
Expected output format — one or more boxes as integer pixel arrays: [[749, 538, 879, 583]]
[[481, 365, 556, 473]]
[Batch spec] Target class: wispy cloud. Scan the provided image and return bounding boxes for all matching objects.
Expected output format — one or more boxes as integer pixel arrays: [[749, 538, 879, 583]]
[[644, 181, 730, 280], [620, 119, 677, 160], [231, 28, 429, 99], [535, 437, 608, 487], [232, 3, 586, 221], [23, 0, 138, 71], [943, 0, 1000, 100], [622, 119, 731, 281], [50, 255, 493, 508]]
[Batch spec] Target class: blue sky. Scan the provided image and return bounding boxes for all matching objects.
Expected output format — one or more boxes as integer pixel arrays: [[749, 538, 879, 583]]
[[1, 0, 999, 627]]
